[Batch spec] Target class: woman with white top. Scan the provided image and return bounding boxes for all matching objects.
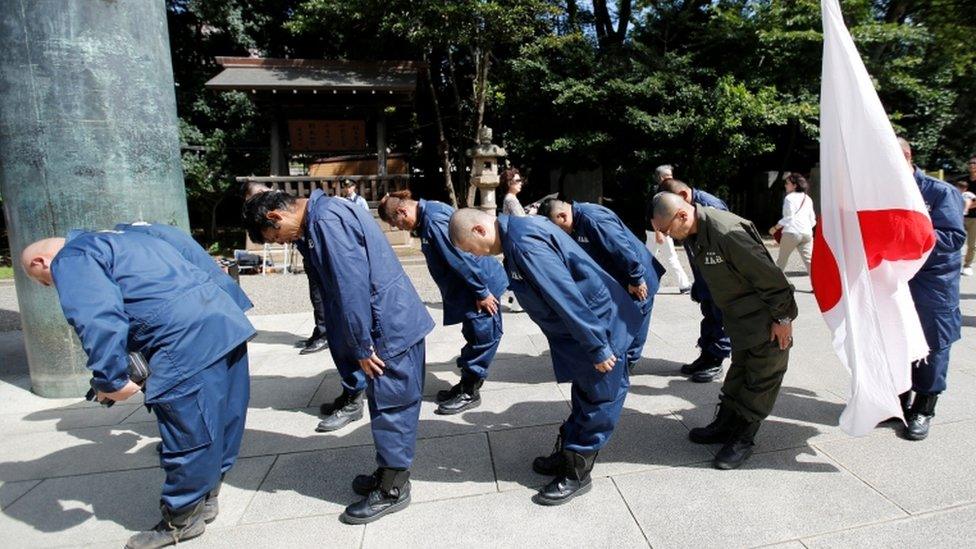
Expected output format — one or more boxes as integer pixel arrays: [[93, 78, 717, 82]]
[[500, 168, 527, 216], [645, 229, 692, 293], [769, 173, 817, 273]]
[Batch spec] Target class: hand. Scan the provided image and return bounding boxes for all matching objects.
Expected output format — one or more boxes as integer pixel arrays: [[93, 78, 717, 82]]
[[476, 293, 499, 315], [654, 230, 665, 244], [358, 352, 386, 379], [769, 321, 793, 350], [768, 225, 781, 236], [96, 380, 142, 403], [628, 282, 648, 301], [594, 354, 617, 373]]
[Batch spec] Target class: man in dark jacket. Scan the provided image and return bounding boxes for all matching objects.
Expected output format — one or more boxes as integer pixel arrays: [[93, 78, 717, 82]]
[[450, 209, 643, 505], [539, 199, 664, 367], [379, 191, 508, 414], [243, 190, 434, 523], [22, 231, 255, 548], [651, 192, 798, 469], [899, 138, 966, 440]]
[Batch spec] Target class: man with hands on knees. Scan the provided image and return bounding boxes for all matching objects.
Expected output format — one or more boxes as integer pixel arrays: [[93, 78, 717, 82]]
[[450, 209, 643, 506], [21, 229, 255, 549], [243, 189, 434, 524], [379, 190, 508, 415], [651, 192, 797, 470], [538, 198, 665, 370]]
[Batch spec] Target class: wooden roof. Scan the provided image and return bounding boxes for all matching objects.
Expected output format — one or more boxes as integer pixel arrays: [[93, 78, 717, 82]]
[[205, 57, 417, 94]]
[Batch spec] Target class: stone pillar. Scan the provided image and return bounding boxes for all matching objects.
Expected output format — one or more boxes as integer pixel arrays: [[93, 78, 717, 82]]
[[0, 0, 190, 397]]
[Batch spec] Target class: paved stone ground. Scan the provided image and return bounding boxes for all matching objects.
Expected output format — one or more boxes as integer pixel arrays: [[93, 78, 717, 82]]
[[2, 249, 976, 548]]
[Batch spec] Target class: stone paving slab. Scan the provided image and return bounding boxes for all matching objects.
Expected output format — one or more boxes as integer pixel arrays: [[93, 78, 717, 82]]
[[615, 447, 908, 548], [359, 478, 649, 549], [802, 503, 976, 548], [241, 432, 495, 524], [815, 419, 976, 514]]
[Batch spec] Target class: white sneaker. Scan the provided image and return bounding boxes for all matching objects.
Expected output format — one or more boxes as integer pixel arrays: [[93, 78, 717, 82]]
[[963, 267, 973, 277]]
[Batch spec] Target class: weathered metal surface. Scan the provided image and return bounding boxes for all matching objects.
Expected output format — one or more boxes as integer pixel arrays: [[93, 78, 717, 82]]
[[0, 0, 189, 397]]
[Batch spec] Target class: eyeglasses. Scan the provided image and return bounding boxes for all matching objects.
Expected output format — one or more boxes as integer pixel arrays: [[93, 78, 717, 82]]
[[659, 211, 681, 237]]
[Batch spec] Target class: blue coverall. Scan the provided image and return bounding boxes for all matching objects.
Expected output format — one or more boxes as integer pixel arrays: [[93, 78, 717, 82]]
[[114, 222, 253, 312], [498, 215, 643, 453], [909, 167, 966, 395], [52, 230, 255, 511], [687, 189, 733, 359], [302, 190, 435, 469], [418, 200, 508, 380], [566, 202, 664, 364]]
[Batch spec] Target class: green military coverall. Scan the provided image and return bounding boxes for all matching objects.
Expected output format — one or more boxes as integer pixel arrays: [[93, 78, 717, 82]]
[[686, 206, 799, 423]]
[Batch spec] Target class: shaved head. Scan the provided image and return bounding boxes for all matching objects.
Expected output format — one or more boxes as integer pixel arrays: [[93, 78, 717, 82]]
[[21, 237, 67, 287], [651, 192, 696, 240], [449, 208, 501, 256]]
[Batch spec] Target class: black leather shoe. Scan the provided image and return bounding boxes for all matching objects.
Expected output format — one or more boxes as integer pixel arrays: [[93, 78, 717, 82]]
[[535, 450, 597, 506], [299, 337, 329, 355], [316, 391, 364, 432], [713, 421, 760, 470], [340, 469, 411, 524], [436, 382, 462, 403], [532, 428, 566, 476], [689, 405, 737, 444], [681, 353, 724, 377], [352, 469, 380, 496], [904, 393, 938, 441], [125, 499, 207, 549], [435, 376, 483, 415]]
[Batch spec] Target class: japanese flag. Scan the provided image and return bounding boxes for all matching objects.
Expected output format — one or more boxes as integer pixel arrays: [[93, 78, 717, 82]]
[[811, 0, 935, 436]]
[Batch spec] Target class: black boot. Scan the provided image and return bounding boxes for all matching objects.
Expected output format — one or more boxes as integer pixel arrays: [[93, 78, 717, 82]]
[[436, 375, 483, 415], [202, 476, 223, 523], [352, 468, 380, 496], [713, 420, 760, 470], [535, 450, 597, 506], [899, 391, 913, 419], [532, 427, 566, 476], [299, 336, 329, 355], [681, 353, 724, 382], [689, 404, 737, 444], [904, 393, 938, 441], [340, 468, 411, 524], [125, 499, 207, 549], [316, 390, 364, 432]]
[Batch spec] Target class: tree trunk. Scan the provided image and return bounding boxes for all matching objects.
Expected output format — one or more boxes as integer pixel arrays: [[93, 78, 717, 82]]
[[467, 47, 491, 208], [424, 52, 458, 207], [447, 49, 470, 207]]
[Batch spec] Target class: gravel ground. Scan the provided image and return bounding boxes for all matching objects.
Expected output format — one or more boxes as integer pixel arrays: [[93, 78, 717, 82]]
[[0, 241, 809, 331]]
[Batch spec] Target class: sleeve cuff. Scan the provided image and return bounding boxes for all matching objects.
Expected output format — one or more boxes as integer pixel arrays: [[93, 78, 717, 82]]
[[628, 276, 645, 287], [92, 375, 131, 394], [591, 345, 614, 365], [475, 288, 490, 300], [353, 345, 374, 361]]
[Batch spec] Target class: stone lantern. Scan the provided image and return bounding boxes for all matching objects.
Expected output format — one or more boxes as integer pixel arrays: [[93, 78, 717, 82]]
[[466, 126, 507, 216]]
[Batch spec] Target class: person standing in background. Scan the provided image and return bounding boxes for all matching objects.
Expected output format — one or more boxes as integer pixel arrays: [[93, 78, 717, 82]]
[[768, 173, 817, 274], [648, 165, 692, 293], [342, 179, 370, 211], [953, 155, 976, 276], [501, 168, 527, 216]]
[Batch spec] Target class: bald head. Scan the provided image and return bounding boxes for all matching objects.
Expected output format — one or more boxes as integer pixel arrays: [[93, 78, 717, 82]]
[[21, 237, 66, 287], [657, 178, 693, 200], [449, 208, 501, 256], [651, 192, 696, 240]]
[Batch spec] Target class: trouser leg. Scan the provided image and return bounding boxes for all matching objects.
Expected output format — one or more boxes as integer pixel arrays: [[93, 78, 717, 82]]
[[627, 306, 652, 364], [220, 344, 250, 474], [776, 232, 800, 271], [366, 341, 426, 469], [457, 311, 503, 380], [304, 257, 329, 340], [797, 233, 814, 274], [697, 299, 731, 359], [964, 218, 976, 268], [154, 363, 229, 510], [562, 358, 630, 453], [911, 345, 951, 395], [719, 341, 790, 423]]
